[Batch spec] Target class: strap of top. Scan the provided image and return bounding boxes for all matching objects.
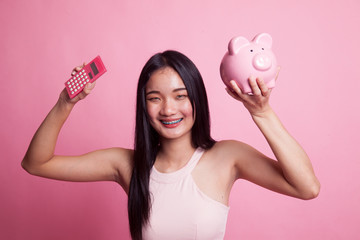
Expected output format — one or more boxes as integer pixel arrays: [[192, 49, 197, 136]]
[[150, 147, 205, 184]]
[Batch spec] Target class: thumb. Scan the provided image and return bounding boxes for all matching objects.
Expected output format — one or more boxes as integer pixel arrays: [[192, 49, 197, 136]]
[[83, 81, 96, 94]]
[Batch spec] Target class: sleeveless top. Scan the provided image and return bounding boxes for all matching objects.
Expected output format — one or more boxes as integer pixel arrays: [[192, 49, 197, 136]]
[[142, 148, 230, 240]]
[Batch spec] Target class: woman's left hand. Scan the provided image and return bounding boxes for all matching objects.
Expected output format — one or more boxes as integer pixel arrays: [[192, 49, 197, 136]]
[[225, 77, 272, 117], [225, 67, 280, 118]]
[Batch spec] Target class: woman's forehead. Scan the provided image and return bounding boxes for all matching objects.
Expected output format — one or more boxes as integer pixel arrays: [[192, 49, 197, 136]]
[[146, 67, 186, 92]]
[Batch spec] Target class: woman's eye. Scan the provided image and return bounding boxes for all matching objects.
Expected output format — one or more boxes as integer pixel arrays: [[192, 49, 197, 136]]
[[147, 97, 160, 101], [176, 95, 187, 99]]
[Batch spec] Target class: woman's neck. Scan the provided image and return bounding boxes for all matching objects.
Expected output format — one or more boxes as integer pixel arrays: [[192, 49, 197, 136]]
[[156, 136, 196, 172]]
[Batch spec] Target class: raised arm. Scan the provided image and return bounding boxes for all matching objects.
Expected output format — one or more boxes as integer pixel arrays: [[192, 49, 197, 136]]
[[226, 76, 320, 200], [22, 65, 133, 192]]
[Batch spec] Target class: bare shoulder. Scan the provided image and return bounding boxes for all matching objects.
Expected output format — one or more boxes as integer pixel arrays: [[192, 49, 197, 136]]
[[198, 140, 251, 174], [88, 147, 134, 194], [203, 140, 263, 177], [108, 147, 134, 163], [108, 147, 134, 192], [205, 140, 254, 161]]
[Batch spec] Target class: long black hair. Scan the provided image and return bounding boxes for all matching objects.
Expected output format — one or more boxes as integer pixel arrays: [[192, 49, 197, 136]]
[[128, 50, 216, 240]]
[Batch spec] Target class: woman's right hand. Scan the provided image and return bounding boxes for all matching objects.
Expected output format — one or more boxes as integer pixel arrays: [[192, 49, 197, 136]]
[[59, 63, 96, 105]]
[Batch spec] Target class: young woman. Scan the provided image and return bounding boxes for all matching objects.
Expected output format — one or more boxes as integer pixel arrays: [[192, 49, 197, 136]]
[[22, 50, 320, 240]]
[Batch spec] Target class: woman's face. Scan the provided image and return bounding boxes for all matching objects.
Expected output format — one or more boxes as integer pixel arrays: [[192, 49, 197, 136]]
[[145, 67, 194, 141]]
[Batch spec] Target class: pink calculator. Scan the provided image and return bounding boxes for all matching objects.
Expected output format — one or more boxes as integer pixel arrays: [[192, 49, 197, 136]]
[[65, 56, 106, 99]]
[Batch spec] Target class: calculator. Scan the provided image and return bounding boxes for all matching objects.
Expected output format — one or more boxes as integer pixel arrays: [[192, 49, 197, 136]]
[[65, 56, 106, 99]]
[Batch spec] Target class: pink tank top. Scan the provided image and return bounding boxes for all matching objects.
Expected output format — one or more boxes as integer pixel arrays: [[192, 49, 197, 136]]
[[142, 148, 230, 240]]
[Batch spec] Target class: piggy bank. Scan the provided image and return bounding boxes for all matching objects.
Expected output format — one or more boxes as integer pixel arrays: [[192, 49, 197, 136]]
[[220, 33, 278, 93]]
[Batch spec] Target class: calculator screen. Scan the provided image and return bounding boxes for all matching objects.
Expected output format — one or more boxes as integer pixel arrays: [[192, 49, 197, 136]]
[[90, 62, 99, 76]]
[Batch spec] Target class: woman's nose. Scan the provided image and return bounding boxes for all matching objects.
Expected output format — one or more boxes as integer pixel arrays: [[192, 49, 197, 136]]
[[160, 99, 177, 116]]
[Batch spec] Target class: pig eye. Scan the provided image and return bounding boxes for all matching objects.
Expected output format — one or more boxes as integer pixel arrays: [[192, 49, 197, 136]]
[[250, 49, 253, 52], [262, 48, 265, 50]]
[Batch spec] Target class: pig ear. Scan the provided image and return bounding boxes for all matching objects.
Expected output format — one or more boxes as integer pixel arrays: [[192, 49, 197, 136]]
[[254, 33, 272, 48], [228, 36, 249, 55]]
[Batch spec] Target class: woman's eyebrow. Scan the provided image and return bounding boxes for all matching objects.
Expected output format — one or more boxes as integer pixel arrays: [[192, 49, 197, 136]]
[[146, 90, 160, 96], [173, 88, 187, 92]]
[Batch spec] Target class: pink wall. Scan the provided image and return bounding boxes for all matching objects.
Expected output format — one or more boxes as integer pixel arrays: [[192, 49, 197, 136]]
[[1, 0, 359, 239]]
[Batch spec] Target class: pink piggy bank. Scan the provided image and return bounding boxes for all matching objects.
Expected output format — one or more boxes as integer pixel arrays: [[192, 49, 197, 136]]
[[220, 33, 278, 93]]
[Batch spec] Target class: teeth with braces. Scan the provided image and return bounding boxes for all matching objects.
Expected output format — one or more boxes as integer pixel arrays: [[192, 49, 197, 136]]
[[162, 119, 183, 125]]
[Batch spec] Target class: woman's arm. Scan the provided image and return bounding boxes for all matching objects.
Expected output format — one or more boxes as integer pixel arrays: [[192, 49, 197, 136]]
[[22, 66, 132, 192], [226, 76, 320, 200]]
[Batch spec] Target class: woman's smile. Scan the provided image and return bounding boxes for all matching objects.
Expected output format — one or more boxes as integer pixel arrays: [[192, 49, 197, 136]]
[[160, 118, 183, 128]]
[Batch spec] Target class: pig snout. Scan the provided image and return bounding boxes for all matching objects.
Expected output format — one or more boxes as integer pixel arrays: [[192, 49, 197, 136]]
[[252, 53, 272, 71]]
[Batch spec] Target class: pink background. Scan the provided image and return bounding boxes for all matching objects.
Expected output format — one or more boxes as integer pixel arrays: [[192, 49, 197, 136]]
[[1, 0, 359, 239]]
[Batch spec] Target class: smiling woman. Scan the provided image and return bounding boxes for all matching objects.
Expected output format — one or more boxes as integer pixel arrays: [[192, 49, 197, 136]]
[[22, 50, 319, 240], [130, 51, 217, 239]]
